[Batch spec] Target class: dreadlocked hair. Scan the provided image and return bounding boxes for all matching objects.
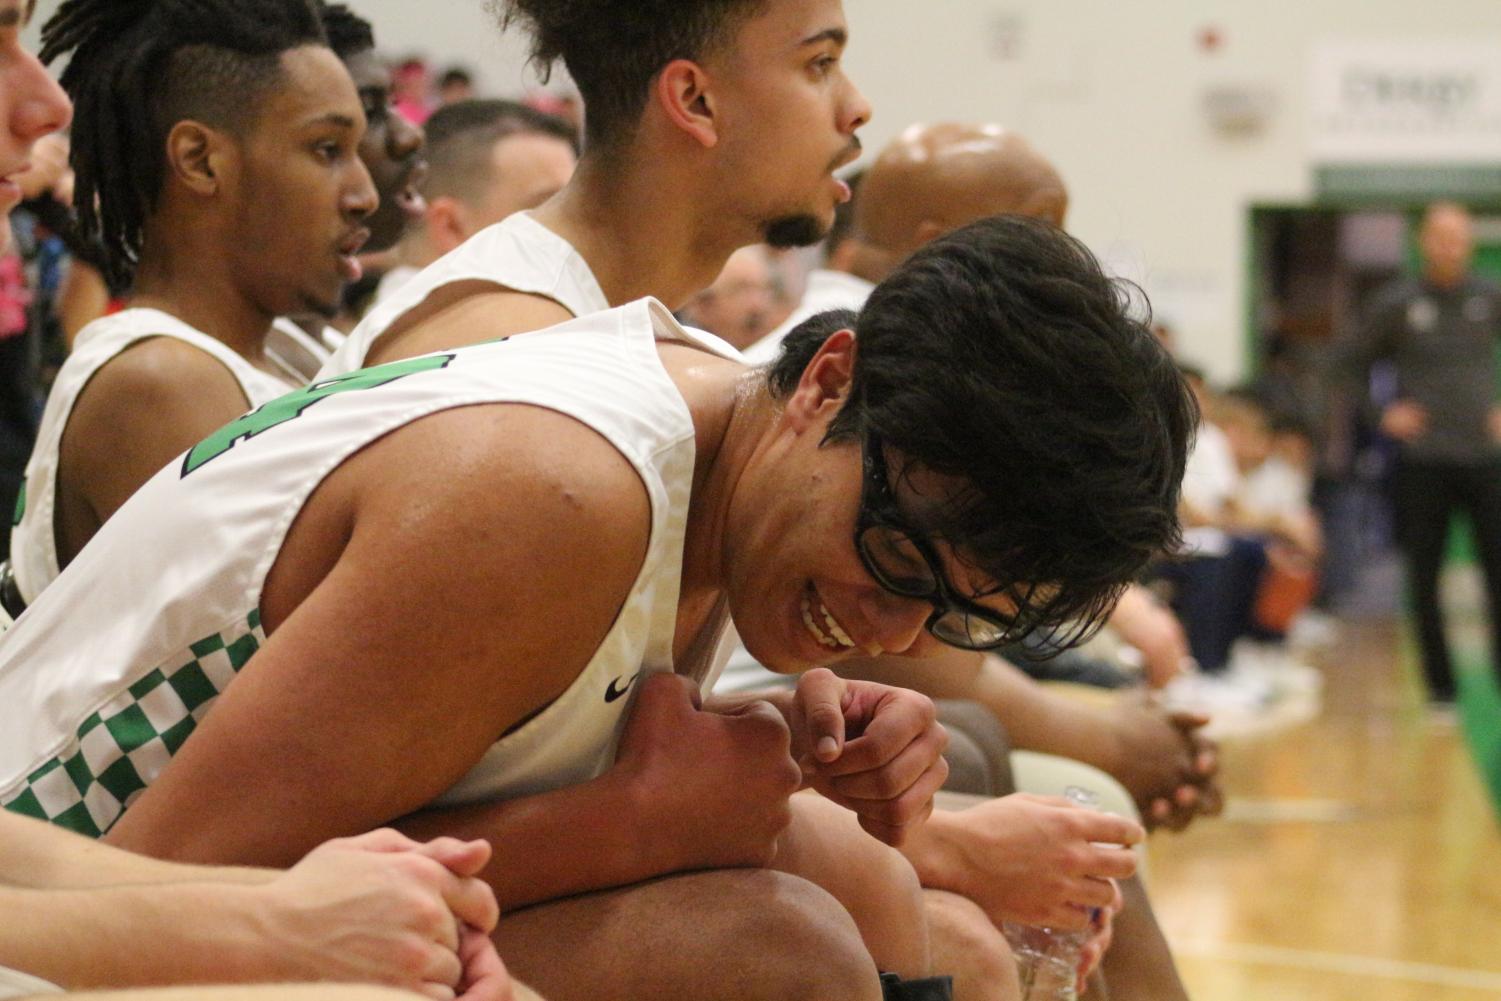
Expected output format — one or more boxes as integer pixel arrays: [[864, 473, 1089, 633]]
[[489, 0, 768, 151], [40, 0, 327, 288], [318, 3, 375, 61]]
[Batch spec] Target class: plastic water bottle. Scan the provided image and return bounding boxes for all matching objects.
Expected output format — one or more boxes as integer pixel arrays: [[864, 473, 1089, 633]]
[[1002, 786, 1101, 1000]]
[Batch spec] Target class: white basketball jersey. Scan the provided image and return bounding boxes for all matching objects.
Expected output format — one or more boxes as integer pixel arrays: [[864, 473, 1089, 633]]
[[320, 211, 609, 376], [0, 965, 58, 999], [8, 308, 298, 607], [0, 299, 735, 837]]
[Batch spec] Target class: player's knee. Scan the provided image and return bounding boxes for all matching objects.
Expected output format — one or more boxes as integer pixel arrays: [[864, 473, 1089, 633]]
[[926, 890, 1021, 1001], [734, 869, 885, 1001], [842, 834, 929, 977], [951, 915, 1019, 1001]]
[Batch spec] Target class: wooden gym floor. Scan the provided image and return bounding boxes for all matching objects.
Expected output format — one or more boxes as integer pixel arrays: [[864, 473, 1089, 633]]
[[1147, 597, 1501, 1000]]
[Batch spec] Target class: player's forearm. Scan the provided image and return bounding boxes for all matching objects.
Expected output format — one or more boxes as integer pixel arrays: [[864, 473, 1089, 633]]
[[895, 808, 975, 897], [0, 812, 270, 890], [975, 656, 1118, 770], [0, 882, 271, 990], [393, 773, 675, 912]]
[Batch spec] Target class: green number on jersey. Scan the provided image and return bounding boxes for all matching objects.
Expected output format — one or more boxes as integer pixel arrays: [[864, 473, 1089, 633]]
[[11, 481, 23, 527], [181, 354, 455, 477]]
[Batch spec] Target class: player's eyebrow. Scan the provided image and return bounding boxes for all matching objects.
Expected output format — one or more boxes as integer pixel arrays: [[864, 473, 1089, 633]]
[[799, 27, 848, 49]]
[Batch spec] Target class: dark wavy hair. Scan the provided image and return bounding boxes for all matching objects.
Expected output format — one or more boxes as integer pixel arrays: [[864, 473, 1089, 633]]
[[489, 0, 767, 151], [40, 0, 326, 288], [769, 216, 1197, 650]]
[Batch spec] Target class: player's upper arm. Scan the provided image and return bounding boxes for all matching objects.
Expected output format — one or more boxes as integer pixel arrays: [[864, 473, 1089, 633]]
[[59, 338, 258, 543], [105, 403, 654, 866]]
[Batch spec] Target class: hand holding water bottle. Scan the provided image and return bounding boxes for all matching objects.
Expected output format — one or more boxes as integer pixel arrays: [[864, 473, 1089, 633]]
[[1002, 787, 1124, 1000]]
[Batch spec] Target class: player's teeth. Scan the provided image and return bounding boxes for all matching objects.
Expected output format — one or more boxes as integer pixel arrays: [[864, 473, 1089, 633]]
[[801, 593, 838, 647], [821, 603, 855, 648]]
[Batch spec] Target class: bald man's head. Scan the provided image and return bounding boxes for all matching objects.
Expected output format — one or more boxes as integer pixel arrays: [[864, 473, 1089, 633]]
[[1419, 200, 1474, 289], [850, 123, 1067, 280]]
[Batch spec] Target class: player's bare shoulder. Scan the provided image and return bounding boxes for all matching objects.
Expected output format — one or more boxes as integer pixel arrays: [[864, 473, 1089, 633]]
[[64, 337, 256, 498], [78, 335, 253, 422], [334, 399, 653, 594], [258, 398, 654, 728], [366, 283, 578, 366]]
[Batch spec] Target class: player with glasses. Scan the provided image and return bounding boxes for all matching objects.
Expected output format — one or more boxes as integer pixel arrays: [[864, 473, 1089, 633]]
[[856, 428, 1035, 650]]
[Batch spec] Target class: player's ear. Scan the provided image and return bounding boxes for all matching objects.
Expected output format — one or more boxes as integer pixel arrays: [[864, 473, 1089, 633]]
[[784, 328, 856, 432], [166, 120, 233, 198], [425, 196, 470, 254], [655, 59, 718, 149]]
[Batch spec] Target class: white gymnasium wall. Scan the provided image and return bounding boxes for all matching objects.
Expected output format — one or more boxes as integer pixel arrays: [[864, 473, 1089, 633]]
[[27, 0, 1501, 380], [833, 0, 1501, 381]]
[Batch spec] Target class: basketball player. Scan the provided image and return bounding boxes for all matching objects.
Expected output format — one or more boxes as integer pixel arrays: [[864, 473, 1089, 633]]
[[5, 0, 376, 611], [318, 0, 870, 374], [0, 216, 1193, 1001]]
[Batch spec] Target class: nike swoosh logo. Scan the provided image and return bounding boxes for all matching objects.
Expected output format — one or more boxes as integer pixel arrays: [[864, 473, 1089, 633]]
[[605, 671, 642, 703]]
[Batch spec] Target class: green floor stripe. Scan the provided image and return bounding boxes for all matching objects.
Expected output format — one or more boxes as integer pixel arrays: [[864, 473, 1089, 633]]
[[1455, 658, 1501, 818], [1397, 610, 1501, 818]]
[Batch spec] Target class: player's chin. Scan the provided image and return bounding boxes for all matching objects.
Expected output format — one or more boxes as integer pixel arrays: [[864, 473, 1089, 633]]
[[737, 608, 812, 676], [762, 211, 829, 251], [300, 285, 343, 321]]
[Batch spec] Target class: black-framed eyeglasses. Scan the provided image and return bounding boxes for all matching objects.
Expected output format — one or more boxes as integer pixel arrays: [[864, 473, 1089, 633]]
[[854, 430, 1037, 650]]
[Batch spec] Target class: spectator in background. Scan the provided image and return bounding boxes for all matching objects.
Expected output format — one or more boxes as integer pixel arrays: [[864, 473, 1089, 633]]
[[1220, 390, 1323, 563], [1156, 370, 1272, 700], [1151, 322, 1177, 356], [440, 66, 477, 105], [1157, 374, 1327, 715], [0, 133, 69, 558], [677, 244, 778, 350], [379, 99, 577, 304], [524, 91, 583, 135], [1220, 390, 1323, 647], [393, 57, 434, 125], [1335, 201, 1501, 711]]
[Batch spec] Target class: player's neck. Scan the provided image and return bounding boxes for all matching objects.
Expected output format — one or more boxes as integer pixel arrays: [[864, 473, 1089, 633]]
[[534, 153, 756, 312], [677, 370, 777, 600], [130, 240, 275, 361]]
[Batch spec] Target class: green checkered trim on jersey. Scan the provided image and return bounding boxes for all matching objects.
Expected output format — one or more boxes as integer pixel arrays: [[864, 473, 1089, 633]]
[[1, 610, 264, 837]]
